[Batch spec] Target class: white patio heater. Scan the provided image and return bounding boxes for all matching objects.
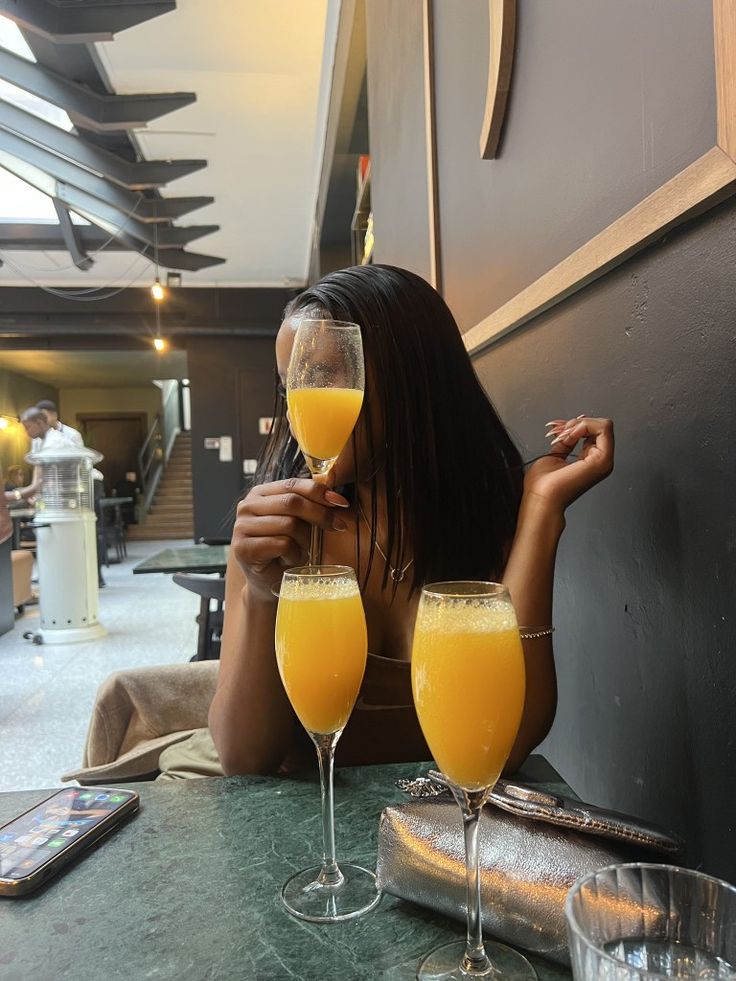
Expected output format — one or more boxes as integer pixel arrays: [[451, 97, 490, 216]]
[[25, 445, 106, 643]]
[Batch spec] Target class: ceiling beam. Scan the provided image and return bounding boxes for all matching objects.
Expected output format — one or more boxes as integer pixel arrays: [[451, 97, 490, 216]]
[[0, 101, 206, 189], [0, 322, 276, 339], [152, 248, 225, 272], [0, 132, 214, 222], [52, 198, 94, 271], [0, 223, 129, 251], [0, 156, 224, 270], [0, 48, 196, 133], [54, 184, 219, 249], [0, 0, 176, 44], [144, 197, 215, 221]]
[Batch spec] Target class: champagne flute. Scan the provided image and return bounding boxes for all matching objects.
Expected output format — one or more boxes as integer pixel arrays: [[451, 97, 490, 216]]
[[285, 318, 364, 564], [411, 582, 537, 980], [274, 564, 380, 922]]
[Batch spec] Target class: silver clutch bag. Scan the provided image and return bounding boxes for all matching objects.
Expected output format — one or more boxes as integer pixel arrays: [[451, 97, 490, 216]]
[[376, 773, 681, 966]]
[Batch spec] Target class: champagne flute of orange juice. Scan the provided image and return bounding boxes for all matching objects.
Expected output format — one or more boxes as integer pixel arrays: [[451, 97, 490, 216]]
[[285, 318, 364, 565], [411, 582, 537, 980], [274, 564, 380, 922]]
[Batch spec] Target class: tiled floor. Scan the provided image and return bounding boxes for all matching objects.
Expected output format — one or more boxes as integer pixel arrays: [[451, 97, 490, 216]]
[[0, 540, 199, 792]]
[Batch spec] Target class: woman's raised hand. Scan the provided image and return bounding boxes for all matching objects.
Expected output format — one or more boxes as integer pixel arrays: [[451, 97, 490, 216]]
[[232, 475, 350, 599], [522, 415, 615, 513]]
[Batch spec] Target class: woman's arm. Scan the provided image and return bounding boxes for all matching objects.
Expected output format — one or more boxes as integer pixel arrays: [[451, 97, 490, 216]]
[[208, 475, 350, 775], [503, 415, 614, 772], [502, 495, 563, 772], [4, 483, 35, 503], [208, 553, 295, 775]]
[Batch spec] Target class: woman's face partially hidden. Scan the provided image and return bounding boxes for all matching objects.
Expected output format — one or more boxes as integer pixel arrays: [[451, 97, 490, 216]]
[[275, 319, 361, 485]]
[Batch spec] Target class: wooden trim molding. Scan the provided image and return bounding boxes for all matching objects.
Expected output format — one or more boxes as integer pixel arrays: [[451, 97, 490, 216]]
[[422, 0, 442, 292], [479, 0, 516, 159], [466, 0, 736, 356]]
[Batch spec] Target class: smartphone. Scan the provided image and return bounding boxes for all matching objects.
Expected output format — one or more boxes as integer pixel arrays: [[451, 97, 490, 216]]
[[0, 786, 139, 896]]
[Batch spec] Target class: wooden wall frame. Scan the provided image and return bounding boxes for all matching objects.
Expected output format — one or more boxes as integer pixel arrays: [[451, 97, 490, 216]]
[[479, 0, 516, 159], [463, 0, 736, 356], [422, 0, 442, 291]]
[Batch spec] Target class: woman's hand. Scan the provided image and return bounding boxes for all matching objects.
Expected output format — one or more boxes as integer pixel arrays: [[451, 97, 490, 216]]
[[522, 415, 614, 514], [231, 475, 350, 600]]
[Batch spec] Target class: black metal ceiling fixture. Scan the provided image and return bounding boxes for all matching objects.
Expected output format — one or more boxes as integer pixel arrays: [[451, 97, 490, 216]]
[[0, 47, 195, 132], [0, 101, 207, 188], [0, 0, 177, 44], [0, 0, 224, 273]]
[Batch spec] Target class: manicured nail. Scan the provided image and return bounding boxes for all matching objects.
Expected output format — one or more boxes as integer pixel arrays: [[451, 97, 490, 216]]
[[332, 517, 348, 532], [550, 429, 574, 445], [545, 419, 565, 427], [576, 414, 585, 420], [545, 431, 561, 440], [325, 491, 350, 507]]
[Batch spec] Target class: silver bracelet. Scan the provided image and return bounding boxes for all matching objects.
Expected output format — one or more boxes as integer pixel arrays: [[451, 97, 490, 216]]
[[519, 625, 555, 639]]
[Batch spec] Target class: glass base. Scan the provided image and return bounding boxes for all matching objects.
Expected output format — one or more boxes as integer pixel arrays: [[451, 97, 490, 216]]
[[280, 863, 381, 923], [416, 940, 537, 980]]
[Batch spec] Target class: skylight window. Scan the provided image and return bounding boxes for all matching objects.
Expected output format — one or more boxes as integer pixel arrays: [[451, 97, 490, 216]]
[[0, 16, 35, 62], [0, 167, 88, 225], [0, 167, 58, 222], [0, 17, 73, 131], [0, 78, 74, 131]]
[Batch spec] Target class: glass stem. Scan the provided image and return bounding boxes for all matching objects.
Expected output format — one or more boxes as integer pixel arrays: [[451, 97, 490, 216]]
[[313, 732, 344, 887], [309, 523, 323, 566], [308, 470, 328, 565], [456, 787, 492, 975]]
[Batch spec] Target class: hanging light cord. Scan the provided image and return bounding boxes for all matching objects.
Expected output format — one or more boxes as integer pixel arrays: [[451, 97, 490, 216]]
[[0, 246, 153, 300]]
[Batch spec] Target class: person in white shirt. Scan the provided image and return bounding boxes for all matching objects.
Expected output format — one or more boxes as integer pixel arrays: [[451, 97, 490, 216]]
[[20, 407, 78, 497], [34, 400, 84, 452]]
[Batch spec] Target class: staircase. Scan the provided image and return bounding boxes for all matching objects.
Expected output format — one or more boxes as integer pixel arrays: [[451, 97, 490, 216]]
[[128, 433, 194, 541]]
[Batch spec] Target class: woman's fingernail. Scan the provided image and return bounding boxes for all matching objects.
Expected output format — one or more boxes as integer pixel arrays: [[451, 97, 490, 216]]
[[550, 428, 574, 445], [325, 491, 350, 507], [576, 414, 585, 420], [332, 517, 348, 532]]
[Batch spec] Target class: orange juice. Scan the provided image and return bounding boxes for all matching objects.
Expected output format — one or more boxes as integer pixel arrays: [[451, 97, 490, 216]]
[[276, 576, 367, 735], [411, 603, 525, 791], [287, 387, 363, 463]]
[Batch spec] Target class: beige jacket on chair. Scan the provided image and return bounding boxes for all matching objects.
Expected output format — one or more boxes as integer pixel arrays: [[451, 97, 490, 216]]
[[62, 661, 219, 784]]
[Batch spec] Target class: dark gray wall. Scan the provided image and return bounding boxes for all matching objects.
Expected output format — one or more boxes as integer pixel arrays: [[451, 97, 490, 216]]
[[185, 336, 277, 542], [186, 336, 277, 542], [432, 0, 716, 328], [366, 0, 736, 877], [182, 289, 292, 540], [366, 0, 433, 282], [483, 199, 736, 880]]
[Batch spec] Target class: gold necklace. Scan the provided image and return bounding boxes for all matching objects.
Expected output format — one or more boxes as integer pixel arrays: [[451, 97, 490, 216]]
[[358, 502, 414, 583]]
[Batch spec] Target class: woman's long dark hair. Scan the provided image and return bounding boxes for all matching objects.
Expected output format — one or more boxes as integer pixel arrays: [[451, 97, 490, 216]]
[[256, 264, 523, 591]]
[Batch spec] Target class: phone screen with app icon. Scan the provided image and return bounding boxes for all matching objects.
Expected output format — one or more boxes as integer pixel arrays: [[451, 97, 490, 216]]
[[0, 787, 138, 894]]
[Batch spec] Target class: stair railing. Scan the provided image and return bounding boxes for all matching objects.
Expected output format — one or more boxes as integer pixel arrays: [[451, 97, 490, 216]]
[[138, 414, 165, 521], [137, 382, 185, 522]]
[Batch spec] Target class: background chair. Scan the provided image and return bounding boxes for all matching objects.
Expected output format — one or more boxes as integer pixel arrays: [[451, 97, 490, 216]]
[[11, 549, 33, 614], [172, 573, 225, 661]]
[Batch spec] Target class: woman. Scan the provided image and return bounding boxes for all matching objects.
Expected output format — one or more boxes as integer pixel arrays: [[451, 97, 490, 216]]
[[209, 265, 614, 776], [4, 465, 25, 493], [3, 465, 34, 507]]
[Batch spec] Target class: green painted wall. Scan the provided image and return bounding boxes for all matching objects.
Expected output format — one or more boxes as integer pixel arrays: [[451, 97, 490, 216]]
[[0, 369, 57, 485]]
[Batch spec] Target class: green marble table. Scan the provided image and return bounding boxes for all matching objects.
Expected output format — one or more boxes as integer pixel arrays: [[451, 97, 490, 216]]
[[132, 543, 229, 575], [0, 761, 571, 981]]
